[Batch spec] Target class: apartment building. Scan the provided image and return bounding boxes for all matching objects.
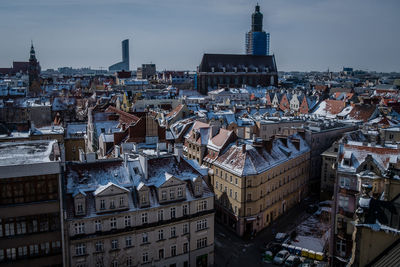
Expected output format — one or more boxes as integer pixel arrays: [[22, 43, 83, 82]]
[[330, 139, 400, 266], [212, 134, 310, 236], [64, 148, 214, 267], [0, 140, 63, 266]]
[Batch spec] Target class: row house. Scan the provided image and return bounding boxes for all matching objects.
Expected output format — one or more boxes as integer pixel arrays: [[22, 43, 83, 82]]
[[212, 134, 310, 236], [330, 140, 400, 266], [266, 91, 318, 114], [65, 149, 215, 267]]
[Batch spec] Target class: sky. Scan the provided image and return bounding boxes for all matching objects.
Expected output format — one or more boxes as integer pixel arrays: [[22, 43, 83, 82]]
[[0, 0, 399, 72]]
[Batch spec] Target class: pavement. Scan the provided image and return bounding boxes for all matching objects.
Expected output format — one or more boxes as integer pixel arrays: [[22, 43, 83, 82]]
[[214, 200, 315, 267]]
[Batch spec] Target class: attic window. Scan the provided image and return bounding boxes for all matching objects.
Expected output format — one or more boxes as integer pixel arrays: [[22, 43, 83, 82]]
[[344, 159, 350, 166]]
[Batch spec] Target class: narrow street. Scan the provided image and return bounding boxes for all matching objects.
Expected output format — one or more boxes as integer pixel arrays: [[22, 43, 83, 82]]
[[214, 201, 314, 267]]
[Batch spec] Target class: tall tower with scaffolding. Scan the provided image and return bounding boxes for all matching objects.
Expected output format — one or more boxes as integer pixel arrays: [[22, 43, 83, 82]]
[[245, 4, 270, 56]]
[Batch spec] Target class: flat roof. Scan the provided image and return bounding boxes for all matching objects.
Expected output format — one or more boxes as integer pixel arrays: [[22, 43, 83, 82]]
[[0, 140, 58, 166]]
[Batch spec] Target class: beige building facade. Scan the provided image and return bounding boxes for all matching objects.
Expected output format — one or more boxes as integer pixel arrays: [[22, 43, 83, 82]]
[[212, 134, 310, 236]]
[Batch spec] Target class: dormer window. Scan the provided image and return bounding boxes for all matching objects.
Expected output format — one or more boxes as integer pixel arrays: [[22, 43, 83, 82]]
[[170, 189, 175, 199], [77, 202, 84, 214], [196, 185, 201, 195], [162, 191, 167, 200], [178, 187, 183, 197], [100, 199, 105, 210], [110, 199, 115, 209], [344, 159, 350, 166], [141, 194, 147, 204], [119, 197, 124, 207]]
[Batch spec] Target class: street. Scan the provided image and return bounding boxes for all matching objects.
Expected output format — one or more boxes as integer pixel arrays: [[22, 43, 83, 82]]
[[214, 201, 313, 267]]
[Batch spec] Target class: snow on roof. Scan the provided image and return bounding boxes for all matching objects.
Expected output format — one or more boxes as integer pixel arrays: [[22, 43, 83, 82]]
[[94, 181, 130, 195], [66, 123, 87, 139], [214, 134, 310, 176], [32, 125, 64, 135], [0, 140, 57, 166]]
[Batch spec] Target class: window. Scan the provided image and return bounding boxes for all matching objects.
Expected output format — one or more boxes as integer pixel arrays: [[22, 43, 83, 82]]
[[338, 196, 350, 210], [142, 233, 148, 243], [100, 199, 105, 210], [183, 205, 188, 216], [18, 246, 28, 257], [6, 248, 16, 260], [126, 256, 133, 267], [159, 248, 164, 259], [247, 193, 251, 201], [336, 239, 346, 257], [183, 223, 189, 234], [142, 252, 149, 263], [197, 200, 207, 212], [16, 221, 26, 235], [77, 202, 84, 214], [125, 236, 132, 248], [30, 244, 39, 255], [183, 242, 189, 253], [95, 241, 103, 252], [75, 243, 86, 256], [171, 245, 177, 256], [170, 189, 175, 199], [196, 185, 201, 195], [162, 190, 167, 200], [196, 219, 208, 231], [142, 213, 148, 224], [171, 226, 176, 237], [119, 197, 124, 207], [229, 189, 232, 197], [170, 207, 176, 218], [74, 222, 85, 234], [124, 216, 131, 227], [95, 220, 102, 231], [235, 178, 238, 185], [111, 239, 118, 250], [158, 209, 164, 221], [178, 187, 183, 197], [158, 229, 164, 240], [141, 193, 147, 204], [235, 192, 238, 200], [340, 177, 350, 188], [110, 217, 117, 229], [112, 260, 118, 267], [5, 222, 14, 236], [110, 199, 115, 209], [196, 237, 207, 249], [230, 176, 233, 183], [215, 181, 219, 189]]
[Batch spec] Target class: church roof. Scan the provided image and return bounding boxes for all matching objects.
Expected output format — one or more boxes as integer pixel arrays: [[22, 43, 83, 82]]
[[198, 53, 277, 73]]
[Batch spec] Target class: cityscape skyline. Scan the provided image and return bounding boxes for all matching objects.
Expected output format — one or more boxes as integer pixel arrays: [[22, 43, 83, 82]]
[[1, 0, 399, 72]]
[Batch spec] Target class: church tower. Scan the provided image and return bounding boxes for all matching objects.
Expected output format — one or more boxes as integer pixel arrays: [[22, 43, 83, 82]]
[[28, 41, 41, 96], [246, 4, 270, 56]]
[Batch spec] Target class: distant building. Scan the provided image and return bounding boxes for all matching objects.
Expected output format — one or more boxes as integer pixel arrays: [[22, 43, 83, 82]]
[[137, 64, 156, 80], [28, 42, 41, 96], [245, 4, 270, 56], [197, 53, 278, 95], [109, 39, 130, 71]]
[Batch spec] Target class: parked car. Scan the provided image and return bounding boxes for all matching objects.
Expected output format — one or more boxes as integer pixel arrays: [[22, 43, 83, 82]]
[[275, 232, 289, 243], [306, 204, 318, 213], [260, 242, 281, 255], [285, 255, 302, 267], [273, 250, 290, 265]]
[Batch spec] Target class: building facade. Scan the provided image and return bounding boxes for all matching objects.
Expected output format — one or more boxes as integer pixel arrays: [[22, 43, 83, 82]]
[[64, 149, 214, 267], [0, 140, 63, 266], [197, 54, 278, 95], [109, 39, 130, 72], [212, 134, 310, 236]]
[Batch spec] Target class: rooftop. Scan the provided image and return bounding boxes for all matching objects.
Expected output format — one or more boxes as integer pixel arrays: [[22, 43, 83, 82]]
[[0, 140, 59, 166]]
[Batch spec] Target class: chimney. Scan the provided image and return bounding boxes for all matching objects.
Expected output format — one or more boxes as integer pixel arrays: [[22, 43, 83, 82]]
[[174, 144, 183, 163], [139, 153, 148, 180], [114, 145, 120, 158], [123, 153, 128, 166]]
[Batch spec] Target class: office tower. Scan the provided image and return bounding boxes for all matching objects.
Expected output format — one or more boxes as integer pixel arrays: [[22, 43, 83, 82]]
[[245, 4, 270, 56], [109, 39, 130, 71]]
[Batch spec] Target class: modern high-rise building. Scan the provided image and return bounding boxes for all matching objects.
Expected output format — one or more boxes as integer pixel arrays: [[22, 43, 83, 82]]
[[245, 4, 270, 56], [109, 39, 130, 71]]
